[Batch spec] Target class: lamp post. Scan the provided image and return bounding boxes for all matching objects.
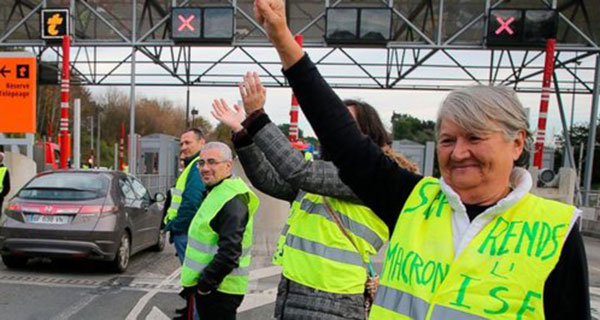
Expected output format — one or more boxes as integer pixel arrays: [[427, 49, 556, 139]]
[[191, 108, 198, 127]]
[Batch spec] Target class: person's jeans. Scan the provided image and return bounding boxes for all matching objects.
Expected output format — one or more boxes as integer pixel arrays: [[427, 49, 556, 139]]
[[172, 233, 188, 265]]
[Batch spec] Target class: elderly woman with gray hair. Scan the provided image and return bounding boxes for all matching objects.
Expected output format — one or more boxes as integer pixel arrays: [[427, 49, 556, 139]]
[[253, 0, 590, 319]]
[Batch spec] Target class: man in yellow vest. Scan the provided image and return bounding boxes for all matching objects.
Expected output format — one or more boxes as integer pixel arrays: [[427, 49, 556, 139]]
[[164, 128, 206, 264], [164, 129, 206, 317], [0, 152, 10, 211], [180, 142, 259, 319]]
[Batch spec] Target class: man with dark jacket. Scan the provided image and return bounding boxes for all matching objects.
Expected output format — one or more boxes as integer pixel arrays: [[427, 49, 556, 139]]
[[0, 152, 10, 211], [163, 129, 205, 317]]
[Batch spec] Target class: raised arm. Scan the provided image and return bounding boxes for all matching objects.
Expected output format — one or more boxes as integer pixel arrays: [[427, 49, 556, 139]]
[[239, 73, 358, 201], [212, 98, 298, 202], [254, 0, 422, 224]]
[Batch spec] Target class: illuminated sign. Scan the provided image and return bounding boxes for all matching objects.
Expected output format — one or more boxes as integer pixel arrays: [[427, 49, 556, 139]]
[[0, 52, 37, 133], [171, 7, 234, 42], [41, 9, 69, 40], [487, 9, 557, 48], [171, 8, 202, 40]]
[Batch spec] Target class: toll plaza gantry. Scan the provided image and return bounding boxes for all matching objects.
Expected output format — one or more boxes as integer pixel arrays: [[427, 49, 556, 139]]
[[0, 0, 599, 202]]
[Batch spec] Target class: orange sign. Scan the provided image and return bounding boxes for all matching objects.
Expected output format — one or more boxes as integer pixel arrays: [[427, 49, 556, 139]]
[[0, 52, 36, 133]]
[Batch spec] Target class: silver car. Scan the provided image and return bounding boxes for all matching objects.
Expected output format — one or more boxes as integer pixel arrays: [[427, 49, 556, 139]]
[[0, 170, 166, 273]]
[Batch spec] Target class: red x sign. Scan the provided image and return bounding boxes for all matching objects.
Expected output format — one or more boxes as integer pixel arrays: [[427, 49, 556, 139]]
[[495, 16, 515, 35], [178, 14, 196, 32]]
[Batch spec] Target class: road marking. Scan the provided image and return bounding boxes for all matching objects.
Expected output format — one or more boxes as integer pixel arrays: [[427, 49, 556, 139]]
[[146, 306, 170, 320], [590, 265, 600, 273], [238, 266, 282, 312], [126, 267, 181, 320], [238, 288, 278, 312], [49, 290, 101, 320]]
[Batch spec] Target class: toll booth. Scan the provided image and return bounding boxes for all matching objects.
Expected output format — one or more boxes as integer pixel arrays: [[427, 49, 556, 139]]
[[137, 134, 180, 196]]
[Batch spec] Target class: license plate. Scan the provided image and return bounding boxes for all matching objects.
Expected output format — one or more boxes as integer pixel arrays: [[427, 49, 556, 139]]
[[29, 214, 70, 225]]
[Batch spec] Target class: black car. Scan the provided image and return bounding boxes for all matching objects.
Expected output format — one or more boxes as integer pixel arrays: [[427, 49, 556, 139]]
[[0, 170, 166, 273]]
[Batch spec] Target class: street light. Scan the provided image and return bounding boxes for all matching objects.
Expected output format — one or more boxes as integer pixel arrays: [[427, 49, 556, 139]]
[[191, 108, 198, 127]]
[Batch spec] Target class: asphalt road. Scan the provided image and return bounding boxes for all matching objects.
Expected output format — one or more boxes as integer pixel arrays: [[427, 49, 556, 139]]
[[0, 236, 598, 320]]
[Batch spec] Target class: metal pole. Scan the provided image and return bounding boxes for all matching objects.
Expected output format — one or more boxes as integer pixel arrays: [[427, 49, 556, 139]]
[[90, 116, 94, 151], [533, 39, 556, 168], [59, 35, 71, 169], [128, 0, 137, 175], [120, 122, 125, 170], [583, 53, 600, 205], [97, 111, 101, 167], [73, 99, 81, 169], [289, 35, 303, 142], [186, 86, 190, 127], [570, 62, 579, 132], [114, 143, 118, 170], [553, 74, 582, 205]]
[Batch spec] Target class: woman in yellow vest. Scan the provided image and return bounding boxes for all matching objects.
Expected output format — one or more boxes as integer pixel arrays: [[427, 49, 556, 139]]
[[252, 2, 590, 318], [211, 76, 417, 319]]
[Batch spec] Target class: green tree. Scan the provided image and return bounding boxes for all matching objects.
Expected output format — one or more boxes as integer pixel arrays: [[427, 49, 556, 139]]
[[391, 113, 435, 144]]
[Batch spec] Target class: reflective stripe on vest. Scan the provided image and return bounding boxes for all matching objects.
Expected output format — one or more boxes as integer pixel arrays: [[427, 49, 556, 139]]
[[369, 177, 576, 320], [180, 177, 259, 295], [0, 167, 6, 194], [280, 191, 388, 294], [299, 197, 384, 250], [373, 285, 485, 320], [272, 191, 306, 266], [285, 234, 365, 267], [185, 255, 250, 276], [164, 157, 199, 225]]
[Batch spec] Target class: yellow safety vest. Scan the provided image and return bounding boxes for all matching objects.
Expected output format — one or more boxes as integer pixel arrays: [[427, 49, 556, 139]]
[[0, 167, 7, 194], [180, 177, 259, 294], [369, 177, 576, 320], [164, 156, 199, 225], [276, 191, 388, 294]]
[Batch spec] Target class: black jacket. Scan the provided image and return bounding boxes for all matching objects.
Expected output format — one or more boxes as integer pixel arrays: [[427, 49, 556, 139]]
[[196, 178, 250, 293], [282, 54, 591, 320]]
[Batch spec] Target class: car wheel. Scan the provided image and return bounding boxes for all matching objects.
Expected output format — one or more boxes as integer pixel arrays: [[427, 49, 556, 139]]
[[111, 233, 130, 273], [2, 255, 28, 269], [152, 230, 166, 252]]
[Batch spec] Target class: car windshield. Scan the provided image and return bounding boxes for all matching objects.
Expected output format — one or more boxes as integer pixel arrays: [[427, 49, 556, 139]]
[[19, 173, 110, 200]]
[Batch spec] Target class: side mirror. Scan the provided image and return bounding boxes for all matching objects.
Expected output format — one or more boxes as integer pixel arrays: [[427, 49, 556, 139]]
[[154, 192, 166, 202]]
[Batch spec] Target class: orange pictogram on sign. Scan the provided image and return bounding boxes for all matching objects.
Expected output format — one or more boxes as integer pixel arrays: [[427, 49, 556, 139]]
[[47, 13, 64, 36], [0, 53, 37, 133]]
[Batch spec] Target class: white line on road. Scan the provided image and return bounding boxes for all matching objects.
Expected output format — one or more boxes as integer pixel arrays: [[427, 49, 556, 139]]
[[126, 267, 181, 320], [249, 266, 282, 281], [146, 306, 170, 320], [238, 266, 282, 312], [50, 290, 102, 320]]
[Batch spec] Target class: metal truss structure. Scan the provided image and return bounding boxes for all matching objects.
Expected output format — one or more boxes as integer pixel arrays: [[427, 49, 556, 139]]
[[0, 0, 598, 93], [1, 0, 600, 202]]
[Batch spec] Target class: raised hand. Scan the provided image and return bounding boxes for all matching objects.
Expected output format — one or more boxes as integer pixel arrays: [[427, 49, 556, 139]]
[[254, 0, 287, 44], [239, 72, 266, 115], [211, 98, 245, 133], [254, 0, 303, 69]]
